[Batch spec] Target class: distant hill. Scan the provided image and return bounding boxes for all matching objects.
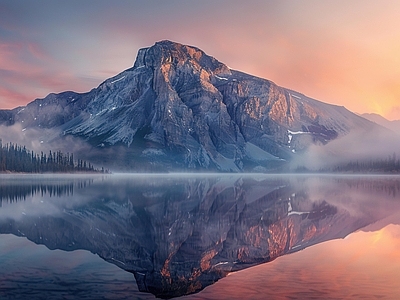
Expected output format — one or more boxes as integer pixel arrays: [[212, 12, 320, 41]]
[[361, 113, 400, 134]]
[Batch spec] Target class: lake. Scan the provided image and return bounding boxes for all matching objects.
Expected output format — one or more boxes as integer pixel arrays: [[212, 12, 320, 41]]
[[0, 173, 399, 299]]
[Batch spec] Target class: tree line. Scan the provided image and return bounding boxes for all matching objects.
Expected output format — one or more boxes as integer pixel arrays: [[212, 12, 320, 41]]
[[0, 139, 107, 173], [330, 154, 400, 173]]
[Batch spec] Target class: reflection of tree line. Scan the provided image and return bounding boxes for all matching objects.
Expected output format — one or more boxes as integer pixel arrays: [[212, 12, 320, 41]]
[[0, 179, 94, 205], [334, 177, 400, 198]]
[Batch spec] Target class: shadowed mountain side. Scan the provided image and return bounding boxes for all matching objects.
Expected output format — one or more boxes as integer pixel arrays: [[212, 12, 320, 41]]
[[0, 41, 380, 172]]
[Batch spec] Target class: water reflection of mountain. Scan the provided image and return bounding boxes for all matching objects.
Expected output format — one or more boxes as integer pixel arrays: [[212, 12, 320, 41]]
[[0, 174, 399, 299], [333, 176, 400, 197]]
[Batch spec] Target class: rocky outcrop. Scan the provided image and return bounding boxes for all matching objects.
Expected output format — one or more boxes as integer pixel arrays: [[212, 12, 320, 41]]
[[0, 40, 377, 171]]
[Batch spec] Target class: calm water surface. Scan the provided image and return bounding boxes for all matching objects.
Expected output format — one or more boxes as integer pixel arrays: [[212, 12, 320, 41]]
[[0, 173, 399, 299]]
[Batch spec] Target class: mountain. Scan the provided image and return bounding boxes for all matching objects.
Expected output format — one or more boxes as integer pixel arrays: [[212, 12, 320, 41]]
[[0, 40, 378, 171], [361, 113, 400, 134]]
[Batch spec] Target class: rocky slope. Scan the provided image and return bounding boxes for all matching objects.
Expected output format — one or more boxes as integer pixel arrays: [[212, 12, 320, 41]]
[[0, 40, 377, 171]]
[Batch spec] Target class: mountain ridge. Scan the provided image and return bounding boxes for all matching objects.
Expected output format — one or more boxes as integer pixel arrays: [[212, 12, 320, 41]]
[[0, 40, 380, 171], [361, 113, 400, 134]]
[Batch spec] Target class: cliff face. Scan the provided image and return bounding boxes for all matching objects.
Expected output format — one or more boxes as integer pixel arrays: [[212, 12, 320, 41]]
[[0, 40, 376, 171]]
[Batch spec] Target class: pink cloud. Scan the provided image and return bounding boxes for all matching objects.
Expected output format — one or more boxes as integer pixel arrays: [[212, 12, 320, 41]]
[[0, 86, 32, 109], [0, 41, 98, 109]]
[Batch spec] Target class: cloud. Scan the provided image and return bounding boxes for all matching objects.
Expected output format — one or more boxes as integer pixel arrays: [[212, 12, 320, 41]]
[[0, 124, 94, 160], [0, 85, 33, 109], [0, 124, 124, 170], [292, 126, 400, 170], [0, 41, 100, 109]]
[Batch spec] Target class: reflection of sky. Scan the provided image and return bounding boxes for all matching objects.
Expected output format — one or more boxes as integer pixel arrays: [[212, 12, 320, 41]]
[[0, 234, 155, 299], [186, 224, 400, 299]]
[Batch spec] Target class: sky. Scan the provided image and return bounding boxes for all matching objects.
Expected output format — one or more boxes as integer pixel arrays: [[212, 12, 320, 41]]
[[1, 0, 400, 120]]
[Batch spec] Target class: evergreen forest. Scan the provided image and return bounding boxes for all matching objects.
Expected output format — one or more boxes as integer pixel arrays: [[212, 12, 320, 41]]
[[0, 139, 105, 173]]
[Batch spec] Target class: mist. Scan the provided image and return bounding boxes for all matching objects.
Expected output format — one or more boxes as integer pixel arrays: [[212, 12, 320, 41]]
[[0, 124, 106, 168], [0, 123, 98, 153], [2, 122, 400, 173], [292, 126, 400, 170]]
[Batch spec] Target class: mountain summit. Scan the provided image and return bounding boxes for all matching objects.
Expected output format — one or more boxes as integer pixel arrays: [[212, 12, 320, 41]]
[[0, 40, 377, 171]]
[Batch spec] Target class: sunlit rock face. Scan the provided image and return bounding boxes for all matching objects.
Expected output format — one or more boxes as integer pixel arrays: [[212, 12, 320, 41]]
[[0, 40, 376, 171], [1, 175, 393, 298]]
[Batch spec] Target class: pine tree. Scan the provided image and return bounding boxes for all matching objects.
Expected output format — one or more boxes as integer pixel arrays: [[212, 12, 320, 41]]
[[0, 141, 103, 173]]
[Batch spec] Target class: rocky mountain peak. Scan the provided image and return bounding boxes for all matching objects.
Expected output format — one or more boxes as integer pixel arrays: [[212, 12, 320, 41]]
[[0, 40, 380, 172], [133, 40, 231, 77]]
